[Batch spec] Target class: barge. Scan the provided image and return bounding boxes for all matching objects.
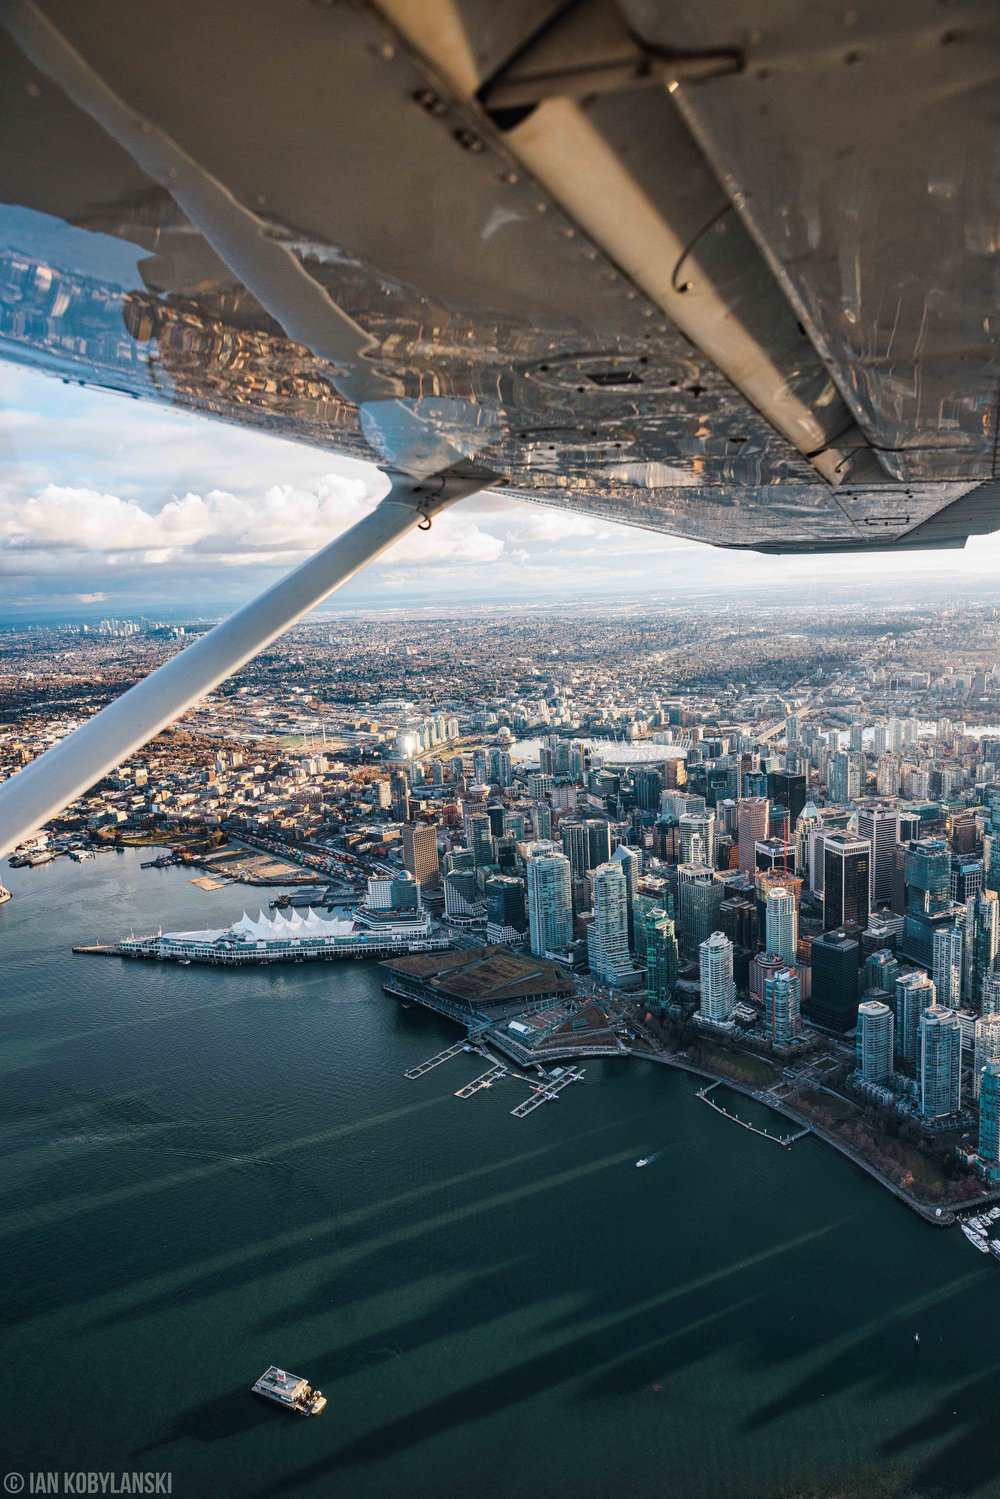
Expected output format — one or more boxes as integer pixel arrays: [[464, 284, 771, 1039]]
[[251, 1366, 326, 1416]]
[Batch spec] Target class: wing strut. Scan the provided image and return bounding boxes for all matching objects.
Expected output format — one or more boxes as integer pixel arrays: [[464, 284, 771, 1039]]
[[0, 467, 494, 860]]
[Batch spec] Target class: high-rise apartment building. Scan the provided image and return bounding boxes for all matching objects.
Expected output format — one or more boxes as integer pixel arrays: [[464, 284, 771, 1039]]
[[918, 1005, 961, 1121], [895, 970, 936, 1069], [466, 812, 495, 870], [977, 1060, 1000, 1183], [526, 846, 573, 957], [699, 932, 735, 1023], [863, 947, 899, 997], [588, 863, 633, 985], [610, 843, 640, 947], [679, 811, 715, 867], [932, 925, 963, 1010], [558, 820, 589, 879], [584, 819, 612, 869], [965, 889, 999, 1010], [389, 770, 410, 822], [765, 886, 798, 968], [764, 968, 801, 1049], [644, 907, 678, 1014], [857, 999, 894, 1083], [828, 750, 860, 806], [973, 1013, 1000, 1100]]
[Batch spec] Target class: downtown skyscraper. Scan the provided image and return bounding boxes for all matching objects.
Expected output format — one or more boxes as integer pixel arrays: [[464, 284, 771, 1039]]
[[857, 999, 894, 1083], [699, 931, 735, 1024], [526, 845, 573, 957], [918, 1005, 961, 1122], [823, 832, 871, 931], [588, 862, 632, 985], [765, 885, 798, 968], [855, 804, 900, 906], [736, 797, 769, 875]]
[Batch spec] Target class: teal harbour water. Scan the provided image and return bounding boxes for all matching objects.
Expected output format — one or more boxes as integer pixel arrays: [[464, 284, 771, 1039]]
[[1, 850, 999, 1498]]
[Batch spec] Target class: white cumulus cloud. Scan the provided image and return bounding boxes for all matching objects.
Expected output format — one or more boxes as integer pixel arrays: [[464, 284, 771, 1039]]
[[0, 472, 505, 577]]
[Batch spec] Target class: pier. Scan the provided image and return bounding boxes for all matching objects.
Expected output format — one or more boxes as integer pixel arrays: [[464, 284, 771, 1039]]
[[404, 1041, 468, 1080], [697, 1082, 808, 1148], [510, 1067, 585, 1117], [455, 1064, 507, 1098]]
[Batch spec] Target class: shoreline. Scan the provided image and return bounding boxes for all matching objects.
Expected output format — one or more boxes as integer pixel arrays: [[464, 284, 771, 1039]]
[[635, 1047, 994, 1227]]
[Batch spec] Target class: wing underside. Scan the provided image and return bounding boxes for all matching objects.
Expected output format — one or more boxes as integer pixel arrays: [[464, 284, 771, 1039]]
[[0, 0, 998, 552]]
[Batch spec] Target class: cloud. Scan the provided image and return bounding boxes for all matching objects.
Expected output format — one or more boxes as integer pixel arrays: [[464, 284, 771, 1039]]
[[4, 361, 1000, 612], [502, 509, 603, 543], [0, 472, 504, 577]]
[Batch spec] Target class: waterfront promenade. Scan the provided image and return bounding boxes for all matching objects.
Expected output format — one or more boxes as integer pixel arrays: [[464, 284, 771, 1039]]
[[638, 1047, 979, 1226]]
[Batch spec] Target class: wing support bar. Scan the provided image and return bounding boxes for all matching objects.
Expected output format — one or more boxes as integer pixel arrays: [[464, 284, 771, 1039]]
[[0, 467, 495, 859]]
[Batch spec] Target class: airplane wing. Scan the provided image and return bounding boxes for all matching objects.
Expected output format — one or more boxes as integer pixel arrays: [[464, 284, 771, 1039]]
[[1, 0, 999, 853], [1, 0, 998, 554]]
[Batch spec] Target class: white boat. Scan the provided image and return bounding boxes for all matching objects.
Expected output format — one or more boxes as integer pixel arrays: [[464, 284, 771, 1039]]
[[963, 1225, 990, 1252], [635, 1158, 649, 1168], [991, 1241, 1000, 1258]]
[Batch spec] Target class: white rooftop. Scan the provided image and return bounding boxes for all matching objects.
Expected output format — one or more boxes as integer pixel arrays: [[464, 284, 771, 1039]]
[[162, 906, 357, 945]]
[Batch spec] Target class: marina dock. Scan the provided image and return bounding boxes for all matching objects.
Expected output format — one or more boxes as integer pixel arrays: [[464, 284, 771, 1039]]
[[697, 1081, 808, 1148], [404, 1041, 467, 1080], [456, 1064, 507, 1098], [404, 1033, 587, 1120], [510, 1067, 585, 1117]]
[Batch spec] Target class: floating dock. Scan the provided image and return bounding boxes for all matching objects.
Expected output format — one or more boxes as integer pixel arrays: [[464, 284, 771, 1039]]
[[404, 1041, 467, 1080], [455, 1064, 507, 1098], [510, 1066, 585, 1117], [697, 1082, 808, 1148]]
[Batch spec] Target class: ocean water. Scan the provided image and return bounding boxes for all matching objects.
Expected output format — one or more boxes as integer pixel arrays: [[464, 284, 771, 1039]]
[[1, 850, 999, 1498]]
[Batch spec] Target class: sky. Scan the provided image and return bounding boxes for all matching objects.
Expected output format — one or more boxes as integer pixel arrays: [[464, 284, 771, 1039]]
[[3, 362, 1000, 620]]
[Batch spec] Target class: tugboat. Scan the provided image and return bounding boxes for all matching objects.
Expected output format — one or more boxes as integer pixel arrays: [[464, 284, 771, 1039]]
[[252, 1366, 326, 1416]]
